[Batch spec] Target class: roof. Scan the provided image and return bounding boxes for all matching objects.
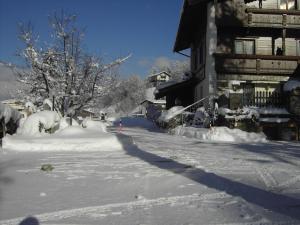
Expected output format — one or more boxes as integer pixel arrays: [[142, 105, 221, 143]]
[[148, 71, 171, 79], [140, 99, 166, 105], [174, 0, 208, 52], [155, 77, 197, 99]]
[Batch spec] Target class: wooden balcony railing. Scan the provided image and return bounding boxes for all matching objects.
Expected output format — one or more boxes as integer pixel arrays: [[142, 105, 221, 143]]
[[246, 8, 300, 28], [214, 53, 300, 76]]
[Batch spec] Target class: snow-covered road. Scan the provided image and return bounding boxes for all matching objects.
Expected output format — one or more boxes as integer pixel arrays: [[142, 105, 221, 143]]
[[1, 118, 300, 225]]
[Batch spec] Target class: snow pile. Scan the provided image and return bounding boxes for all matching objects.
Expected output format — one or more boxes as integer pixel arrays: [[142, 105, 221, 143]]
[[158, 106, 184, 122], [172, 126, 267, 143], [2, 112, 124, 151], [17, 111, 60, 136], [193, 107, 209, 126], [3, 125, 123, 151], [283, 79, 300, 92], [58, 117, 79, 130], [82, 119, 107, 132]]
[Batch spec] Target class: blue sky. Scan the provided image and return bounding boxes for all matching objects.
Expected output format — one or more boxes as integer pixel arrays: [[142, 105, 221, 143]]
[[0, 0, 186, 77]]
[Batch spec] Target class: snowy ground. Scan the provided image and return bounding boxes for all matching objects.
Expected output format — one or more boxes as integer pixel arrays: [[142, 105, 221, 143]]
[[1, 117, 300, 224]]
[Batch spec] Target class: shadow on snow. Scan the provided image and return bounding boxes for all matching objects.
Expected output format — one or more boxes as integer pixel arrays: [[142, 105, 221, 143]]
[[115, 132, 300, 221]]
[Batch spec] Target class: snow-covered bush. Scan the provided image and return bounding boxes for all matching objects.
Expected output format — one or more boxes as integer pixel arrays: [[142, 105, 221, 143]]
[[17, 111, 60, 136], [25, 101, 37, 114], [217, 107, 260, 132], [43, 99, 53, 111], [172, 126, 267, 143], [192, 107, 210, 128]]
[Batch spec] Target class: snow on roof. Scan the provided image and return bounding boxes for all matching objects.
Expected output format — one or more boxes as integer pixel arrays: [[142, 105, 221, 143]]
[[283, 79, 300, 92], [148, 71, 171, 78]]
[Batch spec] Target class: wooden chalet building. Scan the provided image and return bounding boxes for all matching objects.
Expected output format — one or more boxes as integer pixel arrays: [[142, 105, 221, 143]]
[[147, 71, 171, 88], [156, 0, 300, 111]]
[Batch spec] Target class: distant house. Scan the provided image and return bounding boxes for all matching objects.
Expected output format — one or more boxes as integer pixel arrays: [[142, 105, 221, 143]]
[[155, 0, 300, 139], [147, 71, 171, 88]]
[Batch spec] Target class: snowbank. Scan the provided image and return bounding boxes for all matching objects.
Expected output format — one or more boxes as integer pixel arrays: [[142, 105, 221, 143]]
[[82, 119, 107, 132], [172, 126, 267, 143], [17, 111, 60, 136], [3, 125, 123, 152], [2, 113, 125, 151], [58, 117, 79, 130]]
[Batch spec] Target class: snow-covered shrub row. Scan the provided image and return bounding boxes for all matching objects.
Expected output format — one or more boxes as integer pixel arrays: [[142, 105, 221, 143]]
[[17, 111, 60, 136], [218, 107, 259, 121], [15, 111, 109, 137], [172, 126, 267, 143]]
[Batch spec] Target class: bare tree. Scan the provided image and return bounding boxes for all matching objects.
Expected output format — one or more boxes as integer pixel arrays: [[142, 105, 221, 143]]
[[18, 12, 130, 116]]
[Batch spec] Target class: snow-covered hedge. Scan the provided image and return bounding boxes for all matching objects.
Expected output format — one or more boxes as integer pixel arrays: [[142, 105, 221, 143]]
[[17, 111, 60, 136], [172, 126, 267, 143]]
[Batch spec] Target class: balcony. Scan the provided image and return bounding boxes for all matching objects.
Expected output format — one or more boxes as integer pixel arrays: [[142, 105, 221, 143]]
[[214, 53, 300, 76], [246, 8, 300, 29]]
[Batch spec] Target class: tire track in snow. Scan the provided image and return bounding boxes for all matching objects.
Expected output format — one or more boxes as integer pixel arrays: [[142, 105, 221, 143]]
[[256, 168, 278, 191], [0, 192, 231, 225]]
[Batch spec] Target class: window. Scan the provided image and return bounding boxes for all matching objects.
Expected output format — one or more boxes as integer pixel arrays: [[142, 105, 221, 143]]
[[279, 0, 295, 9], [234, 39, 255, 55], [297, 40, 300, 56]]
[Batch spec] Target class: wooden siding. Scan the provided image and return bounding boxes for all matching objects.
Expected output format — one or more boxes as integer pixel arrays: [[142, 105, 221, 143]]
[[256, 37, 273, 55], [246, 8, 300, 28], [214, 54, 300, 75]]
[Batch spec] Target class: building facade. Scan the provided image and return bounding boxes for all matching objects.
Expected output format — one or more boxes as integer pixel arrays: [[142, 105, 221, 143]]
[[166, 0, 300, 110]]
